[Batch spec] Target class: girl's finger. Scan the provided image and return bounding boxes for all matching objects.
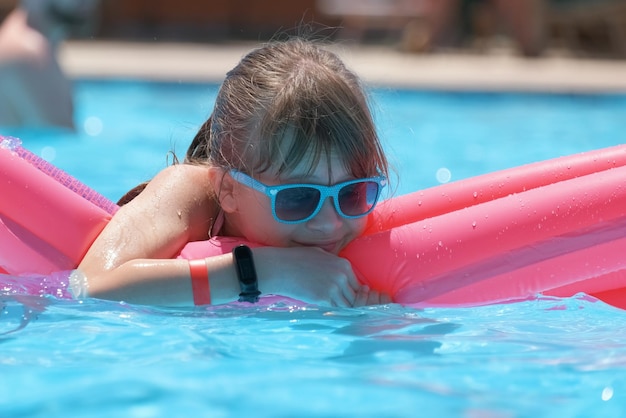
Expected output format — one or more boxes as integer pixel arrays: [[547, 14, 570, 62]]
[[365, 289, 392, 306], [353, 285, 370, 307], [380, 292, 393, 305]]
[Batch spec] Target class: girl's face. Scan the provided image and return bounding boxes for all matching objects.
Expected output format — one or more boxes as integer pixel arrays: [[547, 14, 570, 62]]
[[222, 153, 368, 255]]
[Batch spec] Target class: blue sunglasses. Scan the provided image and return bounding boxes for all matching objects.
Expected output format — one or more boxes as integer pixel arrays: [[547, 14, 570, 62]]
[[230, 169, 386, 224]]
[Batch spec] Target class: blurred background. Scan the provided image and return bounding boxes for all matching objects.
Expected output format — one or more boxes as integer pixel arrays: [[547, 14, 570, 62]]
[[2, 0, 625, 58], [112, 0, 625, 58]]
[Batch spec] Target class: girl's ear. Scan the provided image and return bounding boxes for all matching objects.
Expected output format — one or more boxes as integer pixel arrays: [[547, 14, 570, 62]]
[[208, 167, 237, 213]]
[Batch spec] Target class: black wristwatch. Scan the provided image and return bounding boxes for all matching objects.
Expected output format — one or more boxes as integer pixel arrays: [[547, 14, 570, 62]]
[[233, 245, 261, 303]]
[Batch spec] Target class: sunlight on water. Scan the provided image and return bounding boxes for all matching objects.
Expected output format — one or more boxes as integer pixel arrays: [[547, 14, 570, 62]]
[[1, 295, 626, 417]]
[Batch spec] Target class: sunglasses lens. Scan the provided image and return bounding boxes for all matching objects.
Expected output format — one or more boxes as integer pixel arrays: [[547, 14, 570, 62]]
[[275, 187, 321, 221], [338, 181, 379, 216]]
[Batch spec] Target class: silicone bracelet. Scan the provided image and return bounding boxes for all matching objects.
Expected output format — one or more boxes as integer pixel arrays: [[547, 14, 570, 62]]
[[189, 259, 211, 305]]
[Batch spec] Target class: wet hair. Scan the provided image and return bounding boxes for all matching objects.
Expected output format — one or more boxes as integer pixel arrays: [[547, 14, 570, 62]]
[[118, 38, 389, 206], [186, 37, 388, 180]]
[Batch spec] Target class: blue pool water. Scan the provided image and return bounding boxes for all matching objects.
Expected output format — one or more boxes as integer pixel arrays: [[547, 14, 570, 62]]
[[2, 79, 626, 417]]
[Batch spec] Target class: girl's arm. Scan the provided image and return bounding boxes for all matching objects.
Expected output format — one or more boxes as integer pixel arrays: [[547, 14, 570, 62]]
[[78, 164, 389, 307], [82, 254, 240, 306], [78, 164, 227, 304], [83, 247, 390, 307]]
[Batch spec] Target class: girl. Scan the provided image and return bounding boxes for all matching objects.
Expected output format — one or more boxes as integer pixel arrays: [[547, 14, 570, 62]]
[[77, 38, 392, 307]]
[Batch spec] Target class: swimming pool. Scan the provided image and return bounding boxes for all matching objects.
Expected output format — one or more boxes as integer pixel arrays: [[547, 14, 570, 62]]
[[2, 79, 626, 417]]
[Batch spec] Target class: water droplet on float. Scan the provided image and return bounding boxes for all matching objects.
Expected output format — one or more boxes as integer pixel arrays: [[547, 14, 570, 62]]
[[472, 221, 477, 229], [473, 191, 478, 198]]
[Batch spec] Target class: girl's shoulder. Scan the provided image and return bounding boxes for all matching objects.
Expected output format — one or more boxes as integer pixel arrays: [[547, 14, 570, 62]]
[[121, 163, 216, 241], [151, 163, 210, 187], [131, 163, 213, 209]]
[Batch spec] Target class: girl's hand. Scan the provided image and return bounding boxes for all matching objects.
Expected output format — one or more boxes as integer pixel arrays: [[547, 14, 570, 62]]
[[252, 247, 391, 307]]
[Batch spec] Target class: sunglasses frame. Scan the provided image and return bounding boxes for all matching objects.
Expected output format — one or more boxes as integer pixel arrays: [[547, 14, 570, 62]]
[[229, 169, 387, 224]]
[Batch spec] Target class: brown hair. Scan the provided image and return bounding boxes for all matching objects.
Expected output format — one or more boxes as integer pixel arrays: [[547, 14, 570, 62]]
[[119, 38, 389, 206], [186, 37, 388, 180]]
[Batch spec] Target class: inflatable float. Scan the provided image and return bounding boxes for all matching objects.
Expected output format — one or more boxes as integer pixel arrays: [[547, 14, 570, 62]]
[[2, 134, 626, 308]]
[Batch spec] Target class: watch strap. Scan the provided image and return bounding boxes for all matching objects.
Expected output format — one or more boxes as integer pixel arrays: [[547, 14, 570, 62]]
[[233, 245, 260, 303]]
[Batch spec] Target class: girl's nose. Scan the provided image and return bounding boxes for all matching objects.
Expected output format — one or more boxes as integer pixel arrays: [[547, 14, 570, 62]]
[[306, 198, 343, 232]]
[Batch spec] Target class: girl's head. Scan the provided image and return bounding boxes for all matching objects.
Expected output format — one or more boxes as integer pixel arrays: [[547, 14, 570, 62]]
[[187, 38, 389, 252], [187, 37, 388, 181]]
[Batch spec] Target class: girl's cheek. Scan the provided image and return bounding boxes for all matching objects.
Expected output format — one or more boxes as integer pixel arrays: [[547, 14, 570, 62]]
[[350, 218, 368, 236]]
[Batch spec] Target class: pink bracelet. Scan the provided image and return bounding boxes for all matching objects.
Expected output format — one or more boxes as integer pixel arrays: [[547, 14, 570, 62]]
[[189, 259, 211, 305]]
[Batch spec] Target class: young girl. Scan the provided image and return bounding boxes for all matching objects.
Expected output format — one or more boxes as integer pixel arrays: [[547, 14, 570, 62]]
[[77, 38, 392, 307]]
